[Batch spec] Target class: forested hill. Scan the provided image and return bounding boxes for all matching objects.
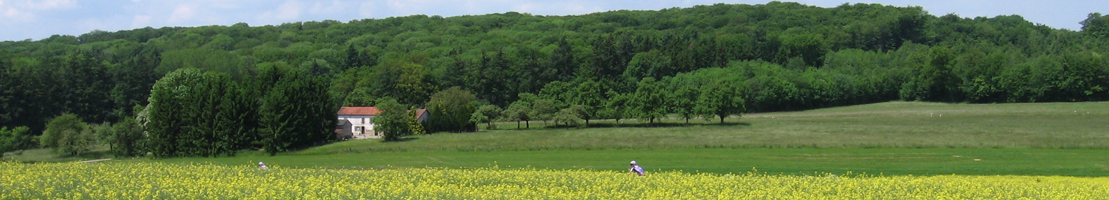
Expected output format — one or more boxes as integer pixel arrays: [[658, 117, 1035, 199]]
[[2, 2, 1109, 133]]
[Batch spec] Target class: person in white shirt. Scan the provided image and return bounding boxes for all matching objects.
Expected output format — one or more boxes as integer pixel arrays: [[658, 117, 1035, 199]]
[[629, 160, 645, 176]]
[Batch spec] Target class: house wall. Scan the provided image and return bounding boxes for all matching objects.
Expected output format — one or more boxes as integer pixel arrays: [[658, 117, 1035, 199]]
[[338, 114, 379, 138]]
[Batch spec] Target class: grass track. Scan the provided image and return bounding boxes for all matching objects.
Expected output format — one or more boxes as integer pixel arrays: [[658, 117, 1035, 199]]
[[150, 148, 1109, 176]]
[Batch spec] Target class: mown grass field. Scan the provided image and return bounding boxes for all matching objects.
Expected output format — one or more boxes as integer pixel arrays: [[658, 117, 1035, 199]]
[[303, 101, 1109, 154], [153, 148, 1109, 176], [141, 101, 1109, 176], [6, 101, 1109, 176]]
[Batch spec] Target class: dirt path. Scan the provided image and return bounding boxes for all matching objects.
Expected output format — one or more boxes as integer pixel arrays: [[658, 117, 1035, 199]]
[[76, 158, 112, 163]]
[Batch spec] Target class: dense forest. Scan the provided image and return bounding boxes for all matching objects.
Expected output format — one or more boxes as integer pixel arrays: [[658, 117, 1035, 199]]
[[2, 2, 1108, 156]]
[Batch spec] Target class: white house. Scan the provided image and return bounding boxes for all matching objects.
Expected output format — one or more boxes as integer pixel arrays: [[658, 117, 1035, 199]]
[[336, 107, 430, 139], [337, 107, 382, 139]]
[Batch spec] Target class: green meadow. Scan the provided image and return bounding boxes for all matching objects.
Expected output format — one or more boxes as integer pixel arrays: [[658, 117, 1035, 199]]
[[8, 101, 1109, 176]]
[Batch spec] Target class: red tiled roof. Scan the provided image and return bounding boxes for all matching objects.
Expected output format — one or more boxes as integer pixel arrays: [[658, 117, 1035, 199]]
[[415, 109, 428, 119], [339, 107, 429, 118], [337, 107, 381, 116]]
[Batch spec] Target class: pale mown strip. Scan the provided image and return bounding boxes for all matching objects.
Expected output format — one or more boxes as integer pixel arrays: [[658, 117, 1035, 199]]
[[2, 162, 1106, 199]]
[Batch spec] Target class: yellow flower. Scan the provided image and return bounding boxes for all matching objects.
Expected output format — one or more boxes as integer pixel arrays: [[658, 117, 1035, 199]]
[[2, 162, 1109, 199]]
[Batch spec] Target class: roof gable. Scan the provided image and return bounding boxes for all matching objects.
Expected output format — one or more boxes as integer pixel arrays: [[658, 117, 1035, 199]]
[[415, 109, 428, 119]]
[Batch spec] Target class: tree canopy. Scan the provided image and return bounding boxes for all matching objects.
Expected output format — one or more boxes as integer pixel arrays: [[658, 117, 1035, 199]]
[[1, 2, 1108, 156]]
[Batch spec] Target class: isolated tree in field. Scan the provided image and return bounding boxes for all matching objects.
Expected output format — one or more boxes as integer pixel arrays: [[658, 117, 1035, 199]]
[[0, 126, 35, 157], [696, 80, 747, 124], [471, 105, 503, 130], [39, 113, 96, 156], [504, 97, 533, 129], [427, 87, 477, 133], [519, 92, 560, 126], [531, 97, 560, 126], [553, 105, 586, 128], [538, 81, 572, 109], [598, 90, 631, 124], [571, 80, 604, 126], [631, 77, 668, 125], [374, 98, 409, 141], [669, 77, 700, 124]]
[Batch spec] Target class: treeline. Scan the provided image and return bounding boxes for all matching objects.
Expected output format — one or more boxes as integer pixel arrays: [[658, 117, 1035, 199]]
[[2, 2, 1109, 156], [143, 66, 334, 157]]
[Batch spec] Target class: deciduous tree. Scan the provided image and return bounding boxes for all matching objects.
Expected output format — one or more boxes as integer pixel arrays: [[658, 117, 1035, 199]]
[[374, 98, 409, 141], [40, 113, 96, 156]]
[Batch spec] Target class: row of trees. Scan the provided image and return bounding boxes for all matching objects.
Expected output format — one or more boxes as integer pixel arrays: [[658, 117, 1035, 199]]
[[0, 46, 160, 134], [473, 72, 747, 129], [143, 66, 335, 157], [3, 113, 145, 158]]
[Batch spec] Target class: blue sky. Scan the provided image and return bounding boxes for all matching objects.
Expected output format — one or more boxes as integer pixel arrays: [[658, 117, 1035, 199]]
[[1, 0, 1105, 41]]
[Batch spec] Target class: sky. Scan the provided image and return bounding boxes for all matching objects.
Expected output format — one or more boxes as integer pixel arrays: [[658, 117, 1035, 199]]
[[1, 0, 1106, 42]]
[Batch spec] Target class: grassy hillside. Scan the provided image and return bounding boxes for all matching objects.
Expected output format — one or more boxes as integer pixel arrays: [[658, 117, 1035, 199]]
[[299, 101, 1109, 155]]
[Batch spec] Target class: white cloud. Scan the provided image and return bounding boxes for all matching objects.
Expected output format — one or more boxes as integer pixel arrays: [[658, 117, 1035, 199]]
[[259, 0, 303, 21], [274, 0, 302, 20], [385, 0, 413, 15], [358, 1, 375, 17], [25, 0, 74, 10], [1, 8, 30, 23], [131, 15, 151, 28], [167, 4, 196, 23], [0, 0, 75, 23], [309, 0, 349, 15]]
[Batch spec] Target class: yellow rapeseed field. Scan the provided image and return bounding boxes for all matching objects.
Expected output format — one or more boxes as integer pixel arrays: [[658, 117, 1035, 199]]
[[1, 162, 1107, 199]]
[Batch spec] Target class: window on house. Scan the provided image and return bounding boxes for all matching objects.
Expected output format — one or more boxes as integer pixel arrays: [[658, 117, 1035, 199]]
[[354, 126, 362, 132]]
